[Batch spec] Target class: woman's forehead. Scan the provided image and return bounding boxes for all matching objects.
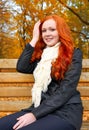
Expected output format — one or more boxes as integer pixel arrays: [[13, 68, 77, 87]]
[[42, 19, 56, 28]]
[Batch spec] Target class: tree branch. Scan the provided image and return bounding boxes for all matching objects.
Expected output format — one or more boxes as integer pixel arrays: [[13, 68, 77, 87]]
[[58, 0, 89, 25], [71, 29, 89, 39]]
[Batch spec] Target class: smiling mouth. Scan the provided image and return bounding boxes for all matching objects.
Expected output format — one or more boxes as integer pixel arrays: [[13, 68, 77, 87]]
[[45, 38, 53, 42]]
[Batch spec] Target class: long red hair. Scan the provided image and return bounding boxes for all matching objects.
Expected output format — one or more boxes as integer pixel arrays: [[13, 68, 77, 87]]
[[31, 15, 74, 80]]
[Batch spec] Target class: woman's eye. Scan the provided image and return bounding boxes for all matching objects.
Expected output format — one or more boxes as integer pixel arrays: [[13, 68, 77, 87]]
[[42, 28, 56, 33], [50, 28, 56, 31], [42, 30, 46, 32]]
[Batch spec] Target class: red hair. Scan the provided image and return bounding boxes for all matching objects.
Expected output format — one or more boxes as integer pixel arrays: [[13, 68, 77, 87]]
[[31, 15, 74, 80]]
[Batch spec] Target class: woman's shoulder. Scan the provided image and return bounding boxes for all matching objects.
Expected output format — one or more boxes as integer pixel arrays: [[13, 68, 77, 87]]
[[74, 47, 82, 53], [73, 47, 83, 58]]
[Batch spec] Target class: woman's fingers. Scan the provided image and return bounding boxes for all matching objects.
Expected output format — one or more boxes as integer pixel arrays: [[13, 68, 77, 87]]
[[13, 119, 23, 130], [13, 113, 36, 130]]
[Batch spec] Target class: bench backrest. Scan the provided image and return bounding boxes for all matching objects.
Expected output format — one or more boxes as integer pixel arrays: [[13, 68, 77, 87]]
[[0, 59, 89, 130]]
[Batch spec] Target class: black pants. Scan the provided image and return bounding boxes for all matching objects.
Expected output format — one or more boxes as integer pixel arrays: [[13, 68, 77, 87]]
[[0, 111, 75, 130]]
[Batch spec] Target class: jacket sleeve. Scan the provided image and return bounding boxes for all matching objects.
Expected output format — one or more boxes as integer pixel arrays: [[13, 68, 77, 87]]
[[31, 48, 83, 119], [16, 43, 37, 74]]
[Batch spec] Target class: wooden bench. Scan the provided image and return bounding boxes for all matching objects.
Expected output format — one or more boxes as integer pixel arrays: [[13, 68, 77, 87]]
[[0, 59, 89, 130]]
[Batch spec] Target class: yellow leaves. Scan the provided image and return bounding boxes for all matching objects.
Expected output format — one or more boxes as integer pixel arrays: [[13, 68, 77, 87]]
[[0, 0, 89, 58], [34, 0, 39, 4]]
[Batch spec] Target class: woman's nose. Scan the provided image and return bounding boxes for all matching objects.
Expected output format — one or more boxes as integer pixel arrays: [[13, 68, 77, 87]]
[[45, 30, 51, 35]]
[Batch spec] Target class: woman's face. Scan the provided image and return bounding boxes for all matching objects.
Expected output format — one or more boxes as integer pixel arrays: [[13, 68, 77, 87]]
[[41, 19, 59, 47]]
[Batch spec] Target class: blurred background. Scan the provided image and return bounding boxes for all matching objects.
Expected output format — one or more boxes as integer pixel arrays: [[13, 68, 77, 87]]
[[0, 0, 89, 58]]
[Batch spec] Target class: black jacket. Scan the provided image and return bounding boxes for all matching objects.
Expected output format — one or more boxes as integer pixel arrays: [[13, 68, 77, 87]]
[[17, 43, 83, 130]]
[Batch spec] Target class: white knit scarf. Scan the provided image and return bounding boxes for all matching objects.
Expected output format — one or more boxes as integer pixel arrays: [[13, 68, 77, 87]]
[[32, 42, 60, 107]]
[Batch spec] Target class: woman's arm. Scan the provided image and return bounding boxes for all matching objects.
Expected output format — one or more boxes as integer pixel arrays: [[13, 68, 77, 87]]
[[16, 21, 41, 74], [31, 48, 83, 119], [16, 43, 37, 74]]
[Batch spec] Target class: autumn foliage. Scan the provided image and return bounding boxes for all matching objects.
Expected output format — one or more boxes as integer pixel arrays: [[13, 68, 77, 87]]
[[0, 0, 89, 58]]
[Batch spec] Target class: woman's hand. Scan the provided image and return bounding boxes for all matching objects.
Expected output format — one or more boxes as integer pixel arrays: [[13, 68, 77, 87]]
[[13, 113, 36, 130], [30, 20, 41, 47]]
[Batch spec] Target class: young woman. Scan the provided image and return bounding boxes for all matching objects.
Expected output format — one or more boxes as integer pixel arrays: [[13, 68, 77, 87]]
[[0, 15, 83, 130]]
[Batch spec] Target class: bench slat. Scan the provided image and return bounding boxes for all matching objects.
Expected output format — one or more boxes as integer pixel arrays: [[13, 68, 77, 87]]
[[0, 72, 89, 83], [82, 100, 89, 111], [0, 86, 89, 97], [82, 59, 89, 69], [80, 72, 89, 82], [0, 59, 17, 68], [77, 86, 89, 97], [81, 127, 88, 130], [0, 100, 31, 111], [0, 87, 32, 97], [0, 73, 34, 83], [0, 59, 89, 68], [0, 99, 88, 111]]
